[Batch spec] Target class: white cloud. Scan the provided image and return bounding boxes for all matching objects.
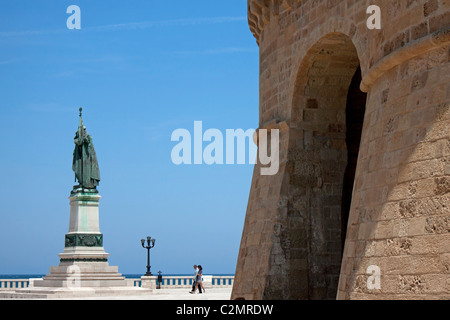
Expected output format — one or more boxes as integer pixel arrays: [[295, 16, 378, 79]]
[[0, 16, 246, 37], [0, 58, 23, 65], [88, 16, 246, 31], [171, 47, 257, 56]]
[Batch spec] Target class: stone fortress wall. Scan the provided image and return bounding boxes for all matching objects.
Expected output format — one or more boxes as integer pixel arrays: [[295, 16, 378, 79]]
[[232, 0, 450, 300]]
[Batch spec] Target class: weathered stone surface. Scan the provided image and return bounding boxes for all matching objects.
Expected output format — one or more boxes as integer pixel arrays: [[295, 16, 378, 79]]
[[232, 0, 450, 300]]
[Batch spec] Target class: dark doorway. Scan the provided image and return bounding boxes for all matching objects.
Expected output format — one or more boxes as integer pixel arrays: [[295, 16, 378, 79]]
[[341, 66, 367, 251]]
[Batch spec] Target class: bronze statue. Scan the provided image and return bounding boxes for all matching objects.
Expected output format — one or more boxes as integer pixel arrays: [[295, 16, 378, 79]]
[[72, 108, 100, 190]]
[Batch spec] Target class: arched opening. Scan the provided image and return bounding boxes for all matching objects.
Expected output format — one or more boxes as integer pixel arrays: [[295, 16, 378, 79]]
[[341, 66, 366, 251], [286, 33, 367, 299]]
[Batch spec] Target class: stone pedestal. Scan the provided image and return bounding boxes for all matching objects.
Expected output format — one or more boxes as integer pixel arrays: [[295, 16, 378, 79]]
[[5, 188, 153, 298], [33, 189, 129, 289], [58, 191, 109, 265], [141, 276, 157, 289]]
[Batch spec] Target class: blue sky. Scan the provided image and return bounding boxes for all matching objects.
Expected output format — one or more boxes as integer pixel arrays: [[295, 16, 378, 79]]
[[0, 0, 259, 275]]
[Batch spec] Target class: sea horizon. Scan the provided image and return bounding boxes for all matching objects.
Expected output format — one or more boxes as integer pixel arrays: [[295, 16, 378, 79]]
[[0, 273, 235, 279]]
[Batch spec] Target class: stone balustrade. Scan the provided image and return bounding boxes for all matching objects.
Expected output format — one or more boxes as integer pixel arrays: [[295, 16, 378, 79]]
[[138, 275, 234, 289], [0, 275, 234, 291], [0, 279, 30, 290]]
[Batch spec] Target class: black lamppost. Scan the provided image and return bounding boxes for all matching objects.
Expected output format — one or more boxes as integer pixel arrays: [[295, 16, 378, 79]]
[[141, 236, 156, 276]]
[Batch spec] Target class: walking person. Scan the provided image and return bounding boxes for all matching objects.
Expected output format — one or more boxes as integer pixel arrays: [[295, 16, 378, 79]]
[[195, 265, 205, 293], [189, 265, 198, 293], [189, 265, 202, 294]]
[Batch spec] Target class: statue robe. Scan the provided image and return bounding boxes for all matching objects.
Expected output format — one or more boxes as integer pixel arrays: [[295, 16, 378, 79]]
[[72, 129, 100, 189]]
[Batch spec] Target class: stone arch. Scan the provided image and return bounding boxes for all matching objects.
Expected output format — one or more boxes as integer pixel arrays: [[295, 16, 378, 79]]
[[288, 16, 369, 95], [284, 32, 367, 299]]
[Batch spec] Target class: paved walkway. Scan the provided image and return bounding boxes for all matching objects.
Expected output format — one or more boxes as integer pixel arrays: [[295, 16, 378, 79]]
[[73, 288, 232, 300], [0, 287, 233, 300]]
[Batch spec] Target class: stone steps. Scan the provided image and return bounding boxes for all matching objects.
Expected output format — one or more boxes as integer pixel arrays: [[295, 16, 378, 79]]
[[0, 286, 153, 299]]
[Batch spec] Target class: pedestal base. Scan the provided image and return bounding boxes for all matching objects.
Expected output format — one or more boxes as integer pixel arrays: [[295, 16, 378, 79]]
[[1, 260, 153, 299], [0, 286, 153, 299], [0, 257, 154, 299], [34, 260, 129, 288], [58, 242, 110, 262], [32, 189, 131, 289]]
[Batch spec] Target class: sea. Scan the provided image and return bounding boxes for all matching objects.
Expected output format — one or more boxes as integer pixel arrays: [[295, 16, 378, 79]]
[[0, 274, 234, 279]]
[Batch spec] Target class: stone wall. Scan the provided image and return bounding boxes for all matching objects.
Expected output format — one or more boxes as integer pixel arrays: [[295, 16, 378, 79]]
[[232, 0, 450, 300]]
